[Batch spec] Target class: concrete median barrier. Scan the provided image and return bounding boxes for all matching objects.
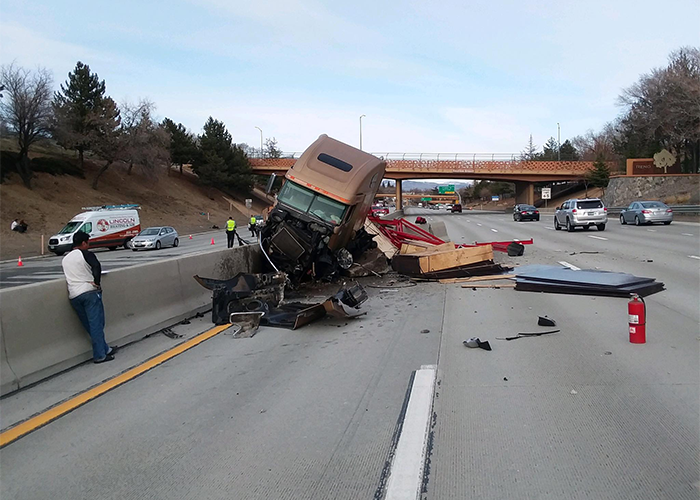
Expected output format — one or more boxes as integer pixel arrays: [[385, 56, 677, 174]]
[[0, 245, 260, 396]]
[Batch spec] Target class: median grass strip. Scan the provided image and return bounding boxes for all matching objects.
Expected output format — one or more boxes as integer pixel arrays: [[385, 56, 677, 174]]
[[0, 323, 231, 448]]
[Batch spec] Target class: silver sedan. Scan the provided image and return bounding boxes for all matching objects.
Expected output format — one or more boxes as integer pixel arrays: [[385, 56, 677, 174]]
[[619, 201, 673, 225], [131, 226, 179, 251]]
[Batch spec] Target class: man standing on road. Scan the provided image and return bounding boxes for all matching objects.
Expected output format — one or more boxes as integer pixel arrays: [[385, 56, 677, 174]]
[[249, 215, 257, 237], [226, 217, 237, 248], [62, 232, 116, 364]]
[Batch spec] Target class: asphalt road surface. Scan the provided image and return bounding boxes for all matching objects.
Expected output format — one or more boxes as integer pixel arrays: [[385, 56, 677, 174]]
[[0, 229, 255, 289], [1, 209, 698, 499]]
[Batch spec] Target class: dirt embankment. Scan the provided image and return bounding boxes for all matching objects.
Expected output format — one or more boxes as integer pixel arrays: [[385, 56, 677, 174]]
[[0, 156, 267, 260]]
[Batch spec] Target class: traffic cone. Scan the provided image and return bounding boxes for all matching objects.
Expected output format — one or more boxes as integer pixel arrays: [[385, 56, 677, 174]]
[[189, 235, 193, 240], [211, 238, 215, 245], [17, 256, 23, 267]]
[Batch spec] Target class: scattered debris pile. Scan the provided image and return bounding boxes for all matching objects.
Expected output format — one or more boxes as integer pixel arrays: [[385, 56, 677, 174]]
[[513, 265, 665, 297], [194, 272, 369, 330]]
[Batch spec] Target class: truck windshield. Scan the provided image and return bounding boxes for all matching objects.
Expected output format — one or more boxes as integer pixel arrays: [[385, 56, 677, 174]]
[[278, 181, 347, 225], [58, 221, 82, 234]]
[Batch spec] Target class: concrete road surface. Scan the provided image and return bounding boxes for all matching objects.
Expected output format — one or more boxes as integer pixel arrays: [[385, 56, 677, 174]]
[[1, 209, 698, 499], [0, 230, 255, 289]]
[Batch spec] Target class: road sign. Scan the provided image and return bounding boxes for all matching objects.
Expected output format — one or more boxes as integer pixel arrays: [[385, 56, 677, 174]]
[[421, 197, 432, 201], [491, 195, 500, 201], [245, 199, 252, 209], [541, 188, 551, 200], [438, 185, 455, 194]]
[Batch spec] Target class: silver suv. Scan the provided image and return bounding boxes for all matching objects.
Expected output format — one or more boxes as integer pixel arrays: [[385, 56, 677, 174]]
[[554, 198, 608, 232]]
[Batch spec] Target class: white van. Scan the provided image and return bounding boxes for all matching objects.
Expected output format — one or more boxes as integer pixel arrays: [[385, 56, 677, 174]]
[[48, 205, 141, 256]]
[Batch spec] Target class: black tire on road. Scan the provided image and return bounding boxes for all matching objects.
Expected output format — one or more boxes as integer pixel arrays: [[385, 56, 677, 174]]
[[124, 238, 132, 249], [54, 252, 65, 256], [108, 246, 118, 251], [155, 241, 161, 250], [620, 215, 626, 225], [635, 216, 641, 226], [554, 218, 561, 230], [597, 223, 606, 231], [173, 238, 179, 247], [583, 225, 590, 231], [566, 219, 574, 232], [664, 221, 671, 225], [132, 248, 138, 252]]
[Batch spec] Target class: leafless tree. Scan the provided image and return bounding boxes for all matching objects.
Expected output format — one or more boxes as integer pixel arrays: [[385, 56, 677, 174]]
[[0, 63, 53, 188], [121, 99, 170, 177]]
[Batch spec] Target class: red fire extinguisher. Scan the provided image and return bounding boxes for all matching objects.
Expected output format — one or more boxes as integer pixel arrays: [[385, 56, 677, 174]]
[[628, 294, 646, 344]]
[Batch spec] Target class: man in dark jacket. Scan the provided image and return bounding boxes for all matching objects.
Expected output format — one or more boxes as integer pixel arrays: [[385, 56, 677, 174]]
[[61, 232, 116, 363]]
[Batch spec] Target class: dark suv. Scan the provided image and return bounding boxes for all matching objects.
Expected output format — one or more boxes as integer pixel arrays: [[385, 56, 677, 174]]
[[451, 204, 462, 213], [513, 204, 539, 221]]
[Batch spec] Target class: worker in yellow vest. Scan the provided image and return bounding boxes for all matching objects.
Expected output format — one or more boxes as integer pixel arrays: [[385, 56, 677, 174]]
[[249, 215, 257, 237], [226, 217, 236, 248]]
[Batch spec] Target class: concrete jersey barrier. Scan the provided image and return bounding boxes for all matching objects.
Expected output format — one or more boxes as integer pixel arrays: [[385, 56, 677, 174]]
[[0, 245, 260, 396]]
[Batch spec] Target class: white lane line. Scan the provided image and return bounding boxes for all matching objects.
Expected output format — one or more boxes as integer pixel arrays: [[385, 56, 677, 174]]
[[6, 274, 63, 280], [491, 228, 498, 233], [384, 365, 436, 500], [682, 233, 694, 236], [689, 255, 700, 260], [544, 226, 554, 230], [558, 261, 581, 271], [647, 229, 657, 232], [466, 219, 471, 223], [477, 223, 482, 226], [587, 235, 608, 241]]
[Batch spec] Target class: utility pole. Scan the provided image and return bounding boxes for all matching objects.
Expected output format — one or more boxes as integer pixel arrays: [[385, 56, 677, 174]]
[[557, 122, 561, 161], [359, 115, 366, 150], [255, 126, 263, 157]]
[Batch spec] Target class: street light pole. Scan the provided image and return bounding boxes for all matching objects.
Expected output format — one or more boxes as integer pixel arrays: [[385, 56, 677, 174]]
[[557, 122, 561, 161], [255, 126, 263, 157], [359, 115, 366, 150]]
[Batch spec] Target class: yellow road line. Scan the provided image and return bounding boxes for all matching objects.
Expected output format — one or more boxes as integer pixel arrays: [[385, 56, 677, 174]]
[[0, 323, 231, 448]]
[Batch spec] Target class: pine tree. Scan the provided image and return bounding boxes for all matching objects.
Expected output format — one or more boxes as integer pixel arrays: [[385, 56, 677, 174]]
[[264, 137, 282, 159], [559, 140, 580, 160], [585, 155, 611, 192], [196, 117, 252, 192], [520, 134, 541, 161], [542, 137, 559, 160], [52, 62, 108, 169], [89, 97, 122, 189], [162, 118, 198, 174]]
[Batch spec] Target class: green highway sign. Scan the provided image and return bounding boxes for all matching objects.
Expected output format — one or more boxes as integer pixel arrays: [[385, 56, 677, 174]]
[[438, 185, 455, 194], [421, 197, 432, 201]]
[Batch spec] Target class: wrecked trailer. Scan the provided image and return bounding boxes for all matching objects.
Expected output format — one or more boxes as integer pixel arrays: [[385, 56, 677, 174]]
[[260, 134, 386, 285]]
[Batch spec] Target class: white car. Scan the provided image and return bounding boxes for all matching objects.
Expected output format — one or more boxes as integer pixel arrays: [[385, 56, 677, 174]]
[[131, 226, 179, 251]]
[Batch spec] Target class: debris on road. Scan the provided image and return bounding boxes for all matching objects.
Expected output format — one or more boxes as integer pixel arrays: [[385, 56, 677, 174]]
[[439, 274, 515, 284], [415, 216, 427, 224], [462, 283, 515, 289], [229, 312, 264, 337], [496, 330, 561, 341], [538, 316, 557, 327], [195, 272, 369, 330], [513, 265, 665, 297], [463, 337, 492, 351]]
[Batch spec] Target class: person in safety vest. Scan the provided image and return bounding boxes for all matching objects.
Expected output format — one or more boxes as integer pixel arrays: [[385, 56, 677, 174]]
[[226, 217, 237, 248], [249, 215, 257, 237]]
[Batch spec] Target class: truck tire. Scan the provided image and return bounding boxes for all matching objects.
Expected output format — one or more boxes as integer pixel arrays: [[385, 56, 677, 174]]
[[566, 219, 574, 232], [597, 223, 606, 231]]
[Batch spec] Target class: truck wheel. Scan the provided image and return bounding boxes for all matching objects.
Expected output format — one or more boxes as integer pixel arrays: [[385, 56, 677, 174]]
[[566, 219, 574, 232], [124, 238, 132, 249], [597, 223, 606, 231], [54, 251, 65, 256]]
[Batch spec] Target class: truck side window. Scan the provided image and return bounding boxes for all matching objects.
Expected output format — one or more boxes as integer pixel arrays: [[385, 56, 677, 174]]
[[80, 222, 92, 234]]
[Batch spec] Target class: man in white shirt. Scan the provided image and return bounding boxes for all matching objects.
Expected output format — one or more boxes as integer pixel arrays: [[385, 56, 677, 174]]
[[62, 231, 116, 363]]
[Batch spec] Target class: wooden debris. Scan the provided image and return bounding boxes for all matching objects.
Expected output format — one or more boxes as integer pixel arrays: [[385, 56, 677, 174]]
[[440, 274, 515, 284], [461, 283, 516, 289]]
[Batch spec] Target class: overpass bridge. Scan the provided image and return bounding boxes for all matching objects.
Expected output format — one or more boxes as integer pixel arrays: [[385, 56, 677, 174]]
[[249, 153, 599, 205]]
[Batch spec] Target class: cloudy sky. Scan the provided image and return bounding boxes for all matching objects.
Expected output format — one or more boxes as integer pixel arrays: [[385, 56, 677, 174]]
[[2, 0, 698, 154]]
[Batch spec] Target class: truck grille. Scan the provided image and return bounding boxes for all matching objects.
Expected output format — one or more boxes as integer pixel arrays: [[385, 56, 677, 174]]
[[49, 238, 59, 245]]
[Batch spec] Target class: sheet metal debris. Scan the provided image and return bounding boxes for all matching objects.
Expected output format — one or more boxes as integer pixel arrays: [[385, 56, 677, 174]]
[[513, 265, 665, 297], [496, 330, 561, 341]]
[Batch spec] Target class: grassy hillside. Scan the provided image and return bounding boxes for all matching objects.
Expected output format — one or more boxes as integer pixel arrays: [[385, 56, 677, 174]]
[[0, 140, 267, 259]]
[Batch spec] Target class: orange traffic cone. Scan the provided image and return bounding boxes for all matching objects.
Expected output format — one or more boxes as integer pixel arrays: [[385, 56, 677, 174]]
[[211, 238, 215, 245], [189, 235, 193, 240], [17, 256, 23, 267]]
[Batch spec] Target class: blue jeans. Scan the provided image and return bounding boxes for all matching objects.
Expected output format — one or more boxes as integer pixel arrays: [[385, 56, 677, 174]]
[[70, 290, 110, 361]]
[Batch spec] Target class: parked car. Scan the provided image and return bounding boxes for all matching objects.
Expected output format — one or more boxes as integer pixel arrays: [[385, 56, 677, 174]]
[[554, 198, 607, 232], [620, 201, 673, 225], [451, 204, 463, 213], [513, 204, 540, 222], [131, 226, 179, 251]]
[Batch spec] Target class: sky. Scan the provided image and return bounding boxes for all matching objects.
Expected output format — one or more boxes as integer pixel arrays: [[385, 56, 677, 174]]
[[2, 0, 699, 155]]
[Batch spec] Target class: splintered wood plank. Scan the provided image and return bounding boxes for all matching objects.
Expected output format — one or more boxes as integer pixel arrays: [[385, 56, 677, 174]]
[[439, 274, 515, 284], [418, 245, 493, 273]]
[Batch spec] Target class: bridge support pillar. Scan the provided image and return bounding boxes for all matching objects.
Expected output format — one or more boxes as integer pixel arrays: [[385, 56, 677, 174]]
[[514, 181, 534, 205], [395, 179, 403, 209]]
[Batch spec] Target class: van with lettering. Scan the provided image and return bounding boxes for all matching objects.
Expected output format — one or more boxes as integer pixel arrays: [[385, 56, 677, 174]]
[[48, 205, 141, 255]]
